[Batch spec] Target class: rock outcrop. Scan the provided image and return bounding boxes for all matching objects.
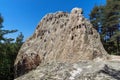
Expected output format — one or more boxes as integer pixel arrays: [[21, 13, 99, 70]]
[[15, 60, 120, 80], [14, 8, 110, 78]]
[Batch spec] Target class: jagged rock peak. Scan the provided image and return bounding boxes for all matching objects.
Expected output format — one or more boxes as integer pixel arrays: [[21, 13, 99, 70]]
[[14, 7, 109, 78], [71, 7, 83, 14]]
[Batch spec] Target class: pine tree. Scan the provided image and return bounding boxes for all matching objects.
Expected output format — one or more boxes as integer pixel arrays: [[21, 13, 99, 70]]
[[90, 5, 104, 32], [16, 32, 24, 45], [89, 5, 106, 43], [105, 0, 120, 54], [0, 14, 24, 80], [90, 0, 120, 55]]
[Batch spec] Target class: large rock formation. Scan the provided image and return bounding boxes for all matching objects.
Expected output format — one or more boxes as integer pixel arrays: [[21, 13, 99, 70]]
[[14, 8, 110, 78]]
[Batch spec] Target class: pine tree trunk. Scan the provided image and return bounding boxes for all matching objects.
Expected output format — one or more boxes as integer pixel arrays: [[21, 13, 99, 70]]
[[116, 37, 120, 55]]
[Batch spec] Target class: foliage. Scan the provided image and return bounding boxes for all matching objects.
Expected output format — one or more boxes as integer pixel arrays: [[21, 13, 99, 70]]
[[0, 14, 24, 80], [90, 0, 120, 55]]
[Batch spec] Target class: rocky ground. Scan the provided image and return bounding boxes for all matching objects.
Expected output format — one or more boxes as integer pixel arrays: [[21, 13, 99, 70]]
[[15, 59, 120, 80]]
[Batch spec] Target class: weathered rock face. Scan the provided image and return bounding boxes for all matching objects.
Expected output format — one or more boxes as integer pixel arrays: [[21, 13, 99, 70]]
[[14, 8, 109, 78]]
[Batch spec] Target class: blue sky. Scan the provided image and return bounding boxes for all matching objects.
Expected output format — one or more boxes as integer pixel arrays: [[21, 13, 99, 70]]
[[0, 0, 106, 40]]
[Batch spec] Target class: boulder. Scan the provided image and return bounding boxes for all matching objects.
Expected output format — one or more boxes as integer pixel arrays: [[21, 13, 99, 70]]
[[14, 8, 110, 78]]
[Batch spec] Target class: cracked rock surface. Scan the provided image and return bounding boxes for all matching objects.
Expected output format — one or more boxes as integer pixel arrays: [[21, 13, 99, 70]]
[[15, 60, 120, 80]]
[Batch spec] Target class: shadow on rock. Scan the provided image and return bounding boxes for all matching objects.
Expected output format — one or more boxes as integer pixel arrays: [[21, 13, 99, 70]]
[[14, 54, 41, 78], [99, 64, 120, 80]]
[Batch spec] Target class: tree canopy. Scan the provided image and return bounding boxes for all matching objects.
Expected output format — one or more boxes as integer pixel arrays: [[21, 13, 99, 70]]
[[0, 14, 24, 80], [90, 0, 120, 55]]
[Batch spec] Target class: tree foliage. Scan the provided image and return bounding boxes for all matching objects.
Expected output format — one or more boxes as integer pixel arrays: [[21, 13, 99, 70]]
[[0, 14, 24, 80], [90, 0, 120, 55]]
